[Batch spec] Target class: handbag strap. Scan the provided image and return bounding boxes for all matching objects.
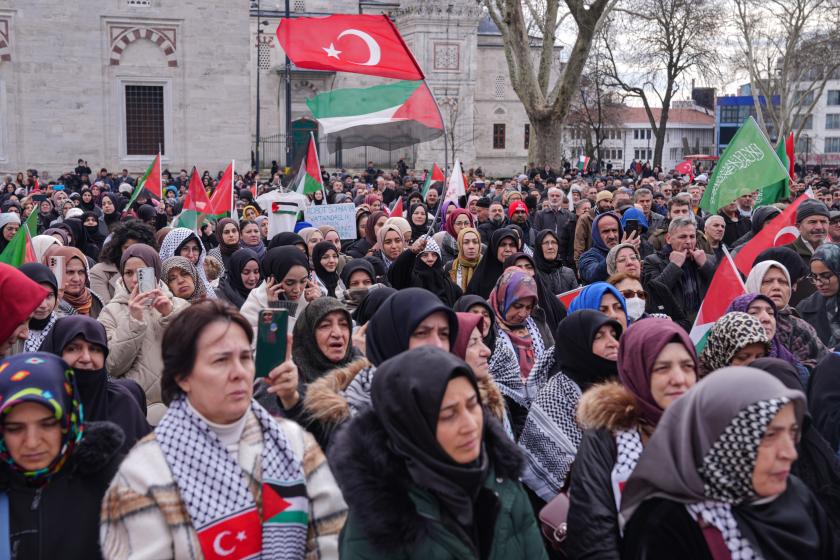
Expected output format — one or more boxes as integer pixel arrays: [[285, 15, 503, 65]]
[[0, 492, 9, 559]]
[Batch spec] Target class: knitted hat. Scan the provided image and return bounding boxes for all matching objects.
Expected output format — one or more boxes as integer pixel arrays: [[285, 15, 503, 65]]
[[508, 200, 528, 219], [795, 199, 830, 223], [596, 190, 614, 203], [476, 197, 492, 209]]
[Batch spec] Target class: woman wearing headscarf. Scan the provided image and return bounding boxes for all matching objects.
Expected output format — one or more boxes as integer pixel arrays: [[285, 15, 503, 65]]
[[36, 198, 58, 234], [81, 210, 107, 248], [161, 256, 208, 304], [408, 202, 429, 242], [216, 248, 261, 309], [374, 221, 405, 271], [312, 240, 345, 300], [350, 285, 397, 326], [304, 288, 457, 449], [0, 263, 49, 358], [518, 310, 622, 500], [100, 192, 123, 232], [43, 316, 151, 453], [384, 216, 412, 244], [330, 346, 548, 560], [621, 368, 839, 559], [99, 244, 188, 423], [158, 227, 216, 297], [101, 300, 347, 559], [42, 245, 105, 318], [745, 259, 828, 369], [206, 217, 240, 274], [90, 219, 158, 305], [605, 242, 642, 278], [31, 234, 61, 263], [454, 294, 497, 352], [503, 252, 568, 333], [0, 211, 20, 254], [533, 229, 578, 295], [0, 352, 126, 559], [433, 207, 475, 266], [339, 258, 378, 311], [446, 226, 482, 292], [467, 228, 518, 298], [344, 206, 371, 256], [751, 357, 840, 530], [239, 219, 266, 261], [299, 226, 325, 259], [563, 318, 697, 559], [348, 209, 386, 258], [240, 246, 317, 336], [569, 281, 630, 332], [17, 263, 60, 353], [698, 311, 771, 376], [387, 236, 463, 306], [63, 216, 101, 263], [797, 243, 840, 348], [268, 230, 307, 253]]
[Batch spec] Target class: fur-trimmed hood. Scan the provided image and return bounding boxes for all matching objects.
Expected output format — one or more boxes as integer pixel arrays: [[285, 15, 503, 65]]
[[478, 376, 507, 423], [328, 408, 524, 552], [303, 357, 371, 424], [576, 381, 640, 432]]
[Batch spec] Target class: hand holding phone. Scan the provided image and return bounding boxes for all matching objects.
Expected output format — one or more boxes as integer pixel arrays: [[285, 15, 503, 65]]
[[137, 267, 156, 293], [255, 309, 289, 378]]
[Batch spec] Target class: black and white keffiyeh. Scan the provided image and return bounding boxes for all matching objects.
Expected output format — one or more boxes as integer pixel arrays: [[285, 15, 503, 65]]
[[611, 429, 643, 514], [341, 365, 375, 416], [156, 397, 308, 560], [24, 313, 57, 352], [489, 332, 551, 411], [158, 227, 216, 297]]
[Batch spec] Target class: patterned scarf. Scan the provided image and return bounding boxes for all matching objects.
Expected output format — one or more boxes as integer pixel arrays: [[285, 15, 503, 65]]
[[610, 430, 643, 515], [161, 256, 207, 303], [698, 312, 769, 376], [449, 227, 481, 290], [156, 397, 308, 560], [25, 313, 58, 353]]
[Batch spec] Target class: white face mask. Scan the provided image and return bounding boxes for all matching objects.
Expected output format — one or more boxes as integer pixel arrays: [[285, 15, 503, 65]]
[[626, 297, 646, 321]]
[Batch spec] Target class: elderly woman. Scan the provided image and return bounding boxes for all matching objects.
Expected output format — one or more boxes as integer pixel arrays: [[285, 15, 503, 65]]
[[621, 368, 839, 559], [534, 229, 578, 294], [698, 311, 770, 376], [100, 300, 347, 559], [0, 352, 126, 559], [330, 347, 548, 559], [159, 227, 216, 297], [161, 256, 207, 304], [99, 244, 188, 423], [745, 259, 828, 369], [606, 242, 642, 278], [797, 243, 840, 348]]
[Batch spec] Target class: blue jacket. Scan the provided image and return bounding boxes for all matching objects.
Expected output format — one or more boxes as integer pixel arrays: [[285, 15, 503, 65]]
[[578, 213, 621, 284]]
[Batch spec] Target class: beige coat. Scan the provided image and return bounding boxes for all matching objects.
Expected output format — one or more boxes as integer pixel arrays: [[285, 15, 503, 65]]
[[98, 280, 188, 412], [89, 261, 120, 305]]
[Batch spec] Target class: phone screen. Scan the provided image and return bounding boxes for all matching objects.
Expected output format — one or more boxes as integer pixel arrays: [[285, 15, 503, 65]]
[[624, 219, 639, 237], [255, 309, 288, 378]]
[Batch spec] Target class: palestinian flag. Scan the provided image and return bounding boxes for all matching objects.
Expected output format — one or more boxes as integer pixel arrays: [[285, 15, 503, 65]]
[[295, 134, 324, 195], [174, 168, 213, 230], [577, 155, 590, 171], [0, 209, 38, 267], [306, 80, 444, 152], [689, 247, 746, 352], [126, 153, 162, 207], [208, 161, 236, 221], [421, 163, 445, 198], [558, 286, 584, 309]]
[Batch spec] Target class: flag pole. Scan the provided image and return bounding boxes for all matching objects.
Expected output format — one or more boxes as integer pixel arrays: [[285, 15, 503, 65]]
[[424, 81, 449, 237], [310, 131, 326, 199]]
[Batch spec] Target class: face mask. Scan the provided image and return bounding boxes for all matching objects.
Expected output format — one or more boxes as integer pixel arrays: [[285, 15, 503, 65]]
[[626, 297, 646, 321]]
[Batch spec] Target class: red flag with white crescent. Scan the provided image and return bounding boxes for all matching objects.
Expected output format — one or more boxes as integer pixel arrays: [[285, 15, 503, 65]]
[[196, 509, 262, 560]]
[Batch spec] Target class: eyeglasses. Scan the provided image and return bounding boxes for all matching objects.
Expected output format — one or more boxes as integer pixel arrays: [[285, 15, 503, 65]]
[[807, 272, 836, 285], [620, 289, 646, 300]]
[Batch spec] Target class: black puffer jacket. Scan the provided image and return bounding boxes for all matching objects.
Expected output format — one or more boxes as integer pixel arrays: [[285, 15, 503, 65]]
[[3, 421, 124, 560]]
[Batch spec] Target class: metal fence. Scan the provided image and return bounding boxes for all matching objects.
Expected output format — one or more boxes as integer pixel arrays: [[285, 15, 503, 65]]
[[253, 135, 416, 171]]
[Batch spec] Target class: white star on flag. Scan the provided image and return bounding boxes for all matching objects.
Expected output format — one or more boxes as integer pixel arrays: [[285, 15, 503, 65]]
[[236, 531, 247, 542], [322, 43, 341, 59]]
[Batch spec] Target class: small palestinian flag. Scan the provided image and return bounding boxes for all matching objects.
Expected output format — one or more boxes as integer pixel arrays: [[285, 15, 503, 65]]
[[126, 153, 162, 207], [307, 80, 444, 152], [262, 481, 309, 526], [174, 168, 213, 230], [0, 209, 37, 267], [295, 134, 324, 196], [421, 163, 445, 198], [577, 155, 590, 172], [689, 247, 747, 352]]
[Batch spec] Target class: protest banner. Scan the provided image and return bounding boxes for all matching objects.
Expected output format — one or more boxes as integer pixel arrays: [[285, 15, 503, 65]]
[[305, 203, 357, 239]]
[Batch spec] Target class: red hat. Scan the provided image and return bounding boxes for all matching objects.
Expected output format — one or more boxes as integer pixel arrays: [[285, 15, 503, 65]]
[[508, 200, 529, 219], [0, 263, 49, 348]]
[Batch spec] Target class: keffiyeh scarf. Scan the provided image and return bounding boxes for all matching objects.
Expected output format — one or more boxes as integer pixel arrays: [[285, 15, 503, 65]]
[[25, 314, 58, 353], [156, 397, 308, 560], [158, 227, 216, 297]]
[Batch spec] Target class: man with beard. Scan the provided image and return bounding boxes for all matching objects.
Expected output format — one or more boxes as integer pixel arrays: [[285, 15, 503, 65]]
[[533, 187, 573, 266], [478, 201, 508, 244], [508, 201, 533, 247]]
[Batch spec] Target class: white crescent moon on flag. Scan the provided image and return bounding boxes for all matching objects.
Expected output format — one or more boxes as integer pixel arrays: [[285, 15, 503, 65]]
[[773, 225, 800, 246], [337, 29, 381, 66], [213, 531, 236, 557]]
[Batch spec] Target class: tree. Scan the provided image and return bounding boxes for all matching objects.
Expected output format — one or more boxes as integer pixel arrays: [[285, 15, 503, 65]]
[[482, 0, 614, 168], [438, 94, 475, 168], [601, 0, 721, 168], [732, 0, 840, 147]]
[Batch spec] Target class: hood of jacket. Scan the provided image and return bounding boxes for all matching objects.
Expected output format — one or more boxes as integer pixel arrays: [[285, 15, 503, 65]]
[[328, 406, 523, 552], [303, 357, 371, 424], [589, 212, 622, 253], [576, 380, 640, 432]]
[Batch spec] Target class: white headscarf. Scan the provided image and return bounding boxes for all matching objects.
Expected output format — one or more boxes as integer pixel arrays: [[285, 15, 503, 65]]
[[744, 260, 791, 295], [158, 227, 216, 297]]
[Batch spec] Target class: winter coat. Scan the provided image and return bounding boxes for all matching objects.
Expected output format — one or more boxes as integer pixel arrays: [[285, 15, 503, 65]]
[[565, 382, 646, 560], [98, 280, 188, 416], [579, 214, 620, 284], [88, 261, 120, 305], [4, 421, 124, 560], [330, 408, 547, 560], [532, 208, 572, 246], [642, 248, 715, 331], [796, 291, 834, 348], [573, 211, 593, 263], [100, 410, 347, 560], [538, 266, 578, 295]]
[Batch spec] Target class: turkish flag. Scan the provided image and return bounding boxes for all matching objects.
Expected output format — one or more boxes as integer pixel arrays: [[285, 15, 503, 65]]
[[675, 160, 694, 182], [196, 509, 262, 560], [276, 15, 424, 81]]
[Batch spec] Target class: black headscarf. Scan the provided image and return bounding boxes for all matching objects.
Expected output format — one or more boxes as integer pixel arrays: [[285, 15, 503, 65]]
[[551, 310, 621, 391], [408, 202, 429, 242], [754, 246, 809, 287], [351, 286, 396, 326], [79, 188, 97, 212], [42, 316, 150, 454], [64, 217, 100, 262], [371, 346, 489, 533], [466, 228, 517, 298], [268, 231, 308, 257], [261, 246, 310, 283], [292, 297, 358, 383], [218, 248, 260, 309], [454, 294, 497, 351], [100, 192, 123, 229], [18, 263, 57, 333], [533, 230, 563, 274], [366, 287, 457, 366], [502, 252, 567, 332], [340, 258, 376, 287], [312, 241, 340, 298], [411, 246, 462, 307]]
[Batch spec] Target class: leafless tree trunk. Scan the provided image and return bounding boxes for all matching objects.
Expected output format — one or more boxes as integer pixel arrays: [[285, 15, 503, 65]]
[[482, 0, 614, 168], [732, 0, 840, 147], [602, 0, 722, 168]]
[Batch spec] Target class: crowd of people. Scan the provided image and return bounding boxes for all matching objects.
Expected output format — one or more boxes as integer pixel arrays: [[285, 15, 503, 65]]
[[1, 159, 840, 559]]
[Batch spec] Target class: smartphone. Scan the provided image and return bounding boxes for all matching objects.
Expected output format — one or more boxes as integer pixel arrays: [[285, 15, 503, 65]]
[[137, 267, 156, 293], [48, 255, 64, 289], [624, 219, 640, 237], [255, 308, 289, 378]]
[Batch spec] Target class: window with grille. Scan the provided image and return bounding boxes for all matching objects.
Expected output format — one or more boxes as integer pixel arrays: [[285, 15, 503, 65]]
[[127, 0, 151, 6], [125, 85, 165, 155], [825, 137, 840, 153], [827, 114, 840, 130], [258, 42, 271, 70], [720, 105, 740, 123], [494, 76, 504, 99], [827, 91, 840, 105], [524, 124, 530, 149], [493, 124, 505, 149], [294, 0, 306, 12]]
